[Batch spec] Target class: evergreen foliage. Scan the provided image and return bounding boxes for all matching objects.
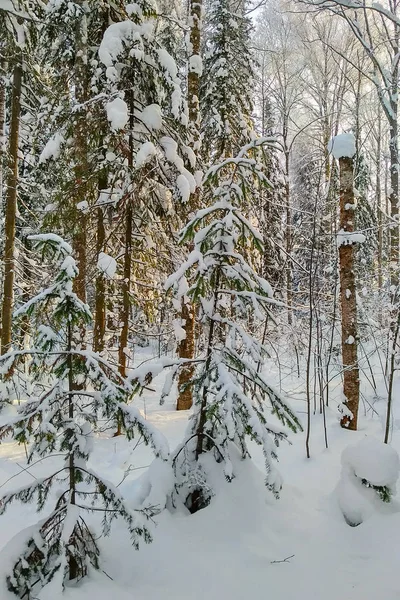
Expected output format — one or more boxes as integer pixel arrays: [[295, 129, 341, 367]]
[[0, 235, 168, 597], [200, 0, 255, 161], [164, 140, 302, 512]]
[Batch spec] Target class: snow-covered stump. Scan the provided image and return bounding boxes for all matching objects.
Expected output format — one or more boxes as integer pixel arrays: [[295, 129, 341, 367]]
[[328, 133, 364, 430], [336, 437, 400, 527]]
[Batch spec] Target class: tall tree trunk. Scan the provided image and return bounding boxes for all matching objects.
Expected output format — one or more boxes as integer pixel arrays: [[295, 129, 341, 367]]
[[388, 120, 399, 290], [338, 156, 360, 430], [67, 320, 77, 580], [176, 0, 202, 411], [93, 3, 111, 354], [0, 54, 6, 345], [387, 17, 399, 291], [93, 203, 106, 353], [72, 6, 88, 303], [1, 57, 22, 354], [284, 147, 292, 325], [118, 200, 132, 385], [376, 109, 383, 295], [116, 88, 135, 434], [0, 55, 6, 212]]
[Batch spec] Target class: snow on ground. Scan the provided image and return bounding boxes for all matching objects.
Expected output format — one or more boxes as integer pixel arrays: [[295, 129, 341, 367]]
[[0, 350, 399, 599]]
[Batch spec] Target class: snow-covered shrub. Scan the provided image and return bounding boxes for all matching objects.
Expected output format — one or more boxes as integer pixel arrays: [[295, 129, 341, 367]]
[[0, 235, 169, 598], [336, 436, 400, 526]]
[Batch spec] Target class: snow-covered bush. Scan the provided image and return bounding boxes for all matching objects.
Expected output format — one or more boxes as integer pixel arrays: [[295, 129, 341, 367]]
[[336, 436, 400, 526], [0, 235, 169, 598]]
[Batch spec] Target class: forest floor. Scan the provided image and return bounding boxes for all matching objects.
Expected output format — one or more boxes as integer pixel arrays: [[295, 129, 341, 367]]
[[0, 349, 399, 600]]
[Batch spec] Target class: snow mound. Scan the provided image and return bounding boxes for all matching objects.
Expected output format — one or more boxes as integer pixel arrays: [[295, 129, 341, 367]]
[[336, 437, 400, 526], [342, 436, 399, 487], [327, 133, 356, 159]]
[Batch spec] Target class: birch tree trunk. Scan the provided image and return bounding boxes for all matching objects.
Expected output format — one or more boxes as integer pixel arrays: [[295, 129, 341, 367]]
[[1, 56, 22, 354], [338, 155, 360, 430]]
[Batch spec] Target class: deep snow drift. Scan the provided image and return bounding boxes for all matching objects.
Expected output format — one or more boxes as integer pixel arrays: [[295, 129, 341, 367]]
[[0, 355, 399, 600]]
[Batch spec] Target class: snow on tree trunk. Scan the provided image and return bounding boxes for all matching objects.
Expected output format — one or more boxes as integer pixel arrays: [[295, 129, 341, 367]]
[[176, 0, 203, 411], [332, 138, 361, 430]]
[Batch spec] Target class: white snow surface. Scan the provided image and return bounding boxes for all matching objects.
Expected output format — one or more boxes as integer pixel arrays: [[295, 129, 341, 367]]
[[1, 349, 400, 599], [97, 252, 117, 279], [139, 104, 162, 130], [39, 132, 64, 163], [106, 98, 129, 130], [337, 229, 366, 247], [328, 133, 356, 159], [336, 437, 400, 527], [0, 0, 14, 9], [136, 141, 157, 168], [342, 436, 400, 487], [189, 54, 203, 76]]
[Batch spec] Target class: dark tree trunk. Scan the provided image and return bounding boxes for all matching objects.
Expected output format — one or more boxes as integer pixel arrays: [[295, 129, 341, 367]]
[[176, 0, 202, 411], [338, 156, 360, 430], [72, 6, 88, 303], [1, 57, 22, 354]]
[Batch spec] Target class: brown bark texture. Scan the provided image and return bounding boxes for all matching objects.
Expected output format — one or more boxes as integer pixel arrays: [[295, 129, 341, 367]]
[[1, 59, 22, 354], [176, 0, 202, 410], [115, 85, 135, 435], [338, 156, 360, 430], [93, 205, 106, 353], [118, 200, 133, 381], [72, 9, 88, 303], [92, 7, 112, 353], [177, 300, 196, 410], [0, 56, 6, 208]]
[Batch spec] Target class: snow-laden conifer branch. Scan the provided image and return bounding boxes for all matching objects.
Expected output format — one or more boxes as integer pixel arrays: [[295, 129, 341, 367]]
[[0, 235, 169, 597]]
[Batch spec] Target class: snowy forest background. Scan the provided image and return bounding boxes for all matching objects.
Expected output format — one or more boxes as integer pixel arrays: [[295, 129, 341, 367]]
[[0, 0, 400, 598]]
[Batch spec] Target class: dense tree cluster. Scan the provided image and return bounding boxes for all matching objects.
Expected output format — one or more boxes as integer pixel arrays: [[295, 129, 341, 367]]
[[0, 0, 398, 596]]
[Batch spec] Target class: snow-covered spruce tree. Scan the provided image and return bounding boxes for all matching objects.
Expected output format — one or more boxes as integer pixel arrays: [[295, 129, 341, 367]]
[[200, 0, 255, 162], [0, 234, 168, 597], [98, 1, 194, 395], [164, 140, 302, 512]]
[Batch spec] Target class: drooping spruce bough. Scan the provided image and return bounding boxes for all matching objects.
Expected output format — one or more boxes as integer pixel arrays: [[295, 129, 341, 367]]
[[0, 234, 169, 598]]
